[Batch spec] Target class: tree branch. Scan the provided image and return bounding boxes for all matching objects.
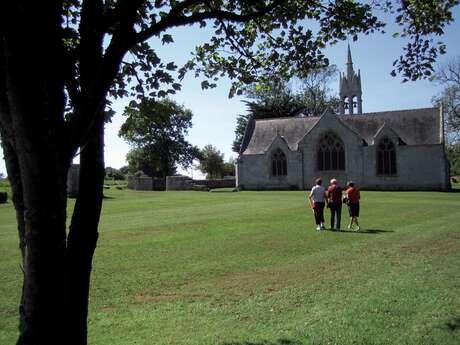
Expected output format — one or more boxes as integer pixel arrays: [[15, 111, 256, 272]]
[[67, 0, 144, 152], [132, 0, 283, 45]]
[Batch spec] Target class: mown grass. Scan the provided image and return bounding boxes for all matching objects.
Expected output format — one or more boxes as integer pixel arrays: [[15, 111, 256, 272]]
[[0, 188, 459, 345]]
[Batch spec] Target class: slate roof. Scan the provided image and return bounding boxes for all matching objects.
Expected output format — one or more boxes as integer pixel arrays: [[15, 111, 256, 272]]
[[341, 107, 441, 146], [242, 116, 320, 154], [241, 107, 441, 155]]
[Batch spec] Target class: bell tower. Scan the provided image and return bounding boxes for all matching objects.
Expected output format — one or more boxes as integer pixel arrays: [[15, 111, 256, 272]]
[[339, 44, 362, 115]]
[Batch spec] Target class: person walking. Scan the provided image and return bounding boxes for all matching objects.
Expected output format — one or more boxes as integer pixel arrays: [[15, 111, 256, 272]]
[[345, 181, 361, 231], [326, 178, 342, 230], [308, 178, 327, 231]]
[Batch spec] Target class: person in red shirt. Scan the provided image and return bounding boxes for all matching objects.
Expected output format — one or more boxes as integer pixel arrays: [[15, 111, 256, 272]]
[[326, 178, 342, 230], [345, 181, 361, 231]]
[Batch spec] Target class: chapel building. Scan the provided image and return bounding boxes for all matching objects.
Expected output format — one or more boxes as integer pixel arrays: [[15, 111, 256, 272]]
[[236, 46, 450, 191]]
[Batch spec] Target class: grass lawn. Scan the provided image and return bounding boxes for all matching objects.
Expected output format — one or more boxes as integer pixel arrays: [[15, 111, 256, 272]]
[[1, 188, 459, 345]]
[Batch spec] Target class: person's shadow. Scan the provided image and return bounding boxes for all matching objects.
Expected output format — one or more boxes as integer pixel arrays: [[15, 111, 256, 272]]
[[327, 228, 394, 234], [222, 339, 303, 345], [445, 316, 460, 332]]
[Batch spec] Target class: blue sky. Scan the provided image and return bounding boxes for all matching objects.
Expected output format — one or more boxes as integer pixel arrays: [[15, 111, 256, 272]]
[[1, 9, 459, 177]]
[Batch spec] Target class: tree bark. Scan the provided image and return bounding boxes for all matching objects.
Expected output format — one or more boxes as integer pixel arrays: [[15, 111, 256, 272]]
[[2, 2, 71, 344], [66, 117, 105, 345]]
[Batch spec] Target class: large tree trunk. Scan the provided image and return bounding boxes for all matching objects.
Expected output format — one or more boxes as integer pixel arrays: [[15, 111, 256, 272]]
[[18, 154, 69, 345], [3, 100, 105, 345], [1, 1, 130, 343], [2, 3, 72, 344], [66, 117, 105, 345]]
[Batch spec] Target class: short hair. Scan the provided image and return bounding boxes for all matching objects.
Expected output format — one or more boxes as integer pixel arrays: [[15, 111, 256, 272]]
[[347, 181, 354, 187], [330, 178, 337, 185], [315, 178, 322, 185]]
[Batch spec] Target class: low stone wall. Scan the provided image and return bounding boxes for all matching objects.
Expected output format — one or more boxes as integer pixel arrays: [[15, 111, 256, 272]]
[[166, 176, 194, 191], [127, 176, 165, 191], [238, 184, 299, 191], [191, 178, 235, 189], [166, 176, 235, 191]]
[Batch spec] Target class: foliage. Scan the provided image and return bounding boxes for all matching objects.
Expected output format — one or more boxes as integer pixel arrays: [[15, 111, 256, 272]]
[[125, 147, 158, 177], [223, 157, 236, 176], [119, 166, 129, 176], [232, 113, 252, 153], [386, 0, 459, 82], [244, 79, 306, 118], [233, 66, 339, 153], [56, 0, 458, 104], [446, 142, 460, 176], [0, 176, 9, 195], [105, 167, 126, 180], [197, 144, 225, 179], [432, 56, 460, 143], [295, 65, 341, 115], [2, 189, 460, 345], [119, 98, 200, 178]]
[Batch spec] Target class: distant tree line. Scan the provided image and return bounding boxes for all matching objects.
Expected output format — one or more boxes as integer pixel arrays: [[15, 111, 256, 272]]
[[104, 166, 128, 181], [196, 144, 235, 179], [119, 98, 200, 178], [118, 99, 235, 179]]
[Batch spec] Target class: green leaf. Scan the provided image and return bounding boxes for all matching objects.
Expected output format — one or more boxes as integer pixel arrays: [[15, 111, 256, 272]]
[[166, 62, 177, 71], [162, 34, 174, 45]]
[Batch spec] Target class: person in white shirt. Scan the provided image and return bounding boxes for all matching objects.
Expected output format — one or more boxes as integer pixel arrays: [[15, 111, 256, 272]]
[[308, 178, 327, 231]]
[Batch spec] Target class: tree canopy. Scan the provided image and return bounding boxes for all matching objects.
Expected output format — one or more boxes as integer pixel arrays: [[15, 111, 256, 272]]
[[197, 144, 225, 179], [432, 55, 460, 178], [433, 56, 460, 143], [232, 66, 339, 153], [119, 98, 199, 177], [446, 143, 460, 176], [105, 166, 126, 180]]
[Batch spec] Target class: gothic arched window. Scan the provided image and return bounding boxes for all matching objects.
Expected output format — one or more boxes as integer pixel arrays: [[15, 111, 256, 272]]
[[377, 137, 397, 175], [271, 149, 287, 176], [317, 132, 345, 171]]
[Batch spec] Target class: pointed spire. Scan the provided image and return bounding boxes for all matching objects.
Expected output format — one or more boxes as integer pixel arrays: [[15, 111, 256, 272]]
[[346, 43, 354, 79], [347, 43, 353, 65]]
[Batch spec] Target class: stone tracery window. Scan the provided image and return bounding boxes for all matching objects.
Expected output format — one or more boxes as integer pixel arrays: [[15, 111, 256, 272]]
[[317, 132, 345, 171], [377, 137, 397, 175], [271, 149, 287, 176]]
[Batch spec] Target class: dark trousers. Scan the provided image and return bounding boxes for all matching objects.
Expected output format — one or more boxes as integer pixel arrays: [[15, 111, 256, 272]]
[[313, 202, 325, 225], [329, 202, 342, 229]]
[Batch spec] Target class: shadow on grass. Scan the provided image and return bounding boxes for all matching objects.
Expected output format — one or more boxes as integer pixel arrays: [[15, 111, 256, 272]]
[[222, 339, 303, 345], [326, 228, 394, 235], [445, 317, 460, 332]]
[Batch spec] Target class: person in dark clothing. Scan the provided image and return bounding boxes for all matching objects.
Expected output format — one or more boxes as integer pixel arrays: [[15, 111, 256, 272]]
[[326, 178, 342, 230]]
